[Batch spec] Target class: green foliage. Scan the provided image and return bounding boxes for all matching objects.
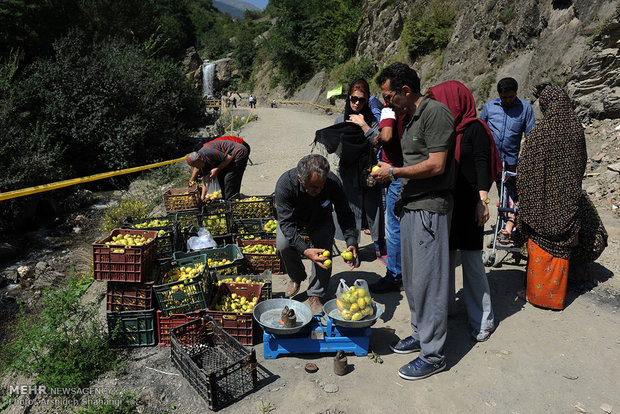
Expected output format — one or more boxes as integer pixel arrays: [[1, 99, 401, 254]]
[[232, 20, 272, 81], [1, 271, 117, 389], [0, 31, 203, 193], [265, 0, 362, 90], [101, 199, 149, 232], [479, 70, 497, 102], [75, 391, 139, 414], [330, 57, 377, 90], [402, 0, 458, 59]]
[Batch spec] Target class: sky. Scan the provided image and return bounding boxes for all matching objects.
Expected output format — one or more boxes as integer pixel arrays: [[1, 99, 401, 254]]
[[245, 0, 268, 9]]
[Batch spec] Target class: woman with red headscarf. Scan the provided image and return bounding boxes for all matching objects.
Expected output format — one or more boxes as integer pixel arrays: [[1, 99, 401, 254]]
[[427, 80, 501, 342]]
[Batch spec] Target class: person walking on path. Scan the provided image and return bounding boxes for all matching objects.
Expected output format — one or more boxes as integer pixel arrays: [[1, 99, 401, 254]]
[[371, 63, 455, 380], [275, 154, 358, 315]]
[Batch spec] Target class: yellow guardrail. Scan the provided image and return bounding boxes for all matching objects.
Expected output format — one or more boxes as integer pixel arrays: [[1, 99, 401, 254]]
[[278, 100, 344, 111], [0, 157, 186, 202]]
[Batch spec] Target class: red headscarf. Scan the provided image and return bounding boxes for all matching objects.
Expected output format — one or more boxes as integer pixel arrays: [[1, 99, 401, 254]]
[[426, 81, 502, 182], [203, 135, 244, 146]]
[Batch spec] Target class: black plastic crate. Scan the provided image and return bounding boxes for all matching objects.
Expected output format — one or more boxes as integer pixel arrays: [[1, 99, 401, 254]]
[[198, 210, 231, 237], [107, 309, 156, 347], [230, 195, 275, 220], [174, 245, 245, 277], [171, 316, 257, 411], [122, 216, 178, 259]]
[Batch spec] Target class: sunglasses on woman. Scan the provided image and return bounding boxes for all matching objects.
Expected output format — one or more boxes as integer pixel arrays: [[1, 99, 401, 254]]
[[349, 96, 366, 104]]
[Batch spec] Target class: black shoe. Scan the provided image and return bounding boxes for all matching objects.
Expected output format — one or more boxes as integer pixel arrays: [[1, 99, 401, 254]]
[[369, 278, 402, 293], [390, 335, 421, 354]]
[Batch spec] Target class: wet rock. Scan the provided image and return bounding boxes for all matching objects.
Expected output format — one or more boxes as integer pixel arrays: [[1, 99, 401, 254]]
[[17, 265, 32, 279]]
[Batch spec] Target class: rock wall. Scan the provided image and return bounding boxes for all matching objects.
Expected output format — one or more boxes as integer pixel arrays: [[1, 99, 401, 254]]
[[292, 0, 619, 121]]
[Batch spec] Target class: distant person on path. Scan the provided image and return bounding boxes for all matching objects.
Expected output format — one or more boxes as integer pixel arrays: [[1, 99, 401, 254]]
[[275, 154, 358, 315], [186, 136, 251, 200], [252, 95, 257, 108], [371, 62, 455, 381], [427, 80, 499, 342], [480, 77, 535, 239], [516, 85, 588, 310], [248, 95, 255, 108]]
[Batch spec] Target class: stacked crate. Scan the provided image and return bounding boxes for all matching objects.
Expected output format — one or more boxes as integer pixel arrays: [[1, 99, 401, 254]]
[[93, 229, 159, 347]]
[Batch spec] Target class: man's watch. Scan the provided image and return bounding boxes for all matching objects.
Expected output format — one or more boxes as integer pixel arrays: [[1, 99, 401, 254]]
[[388, 167, 396, 181], [481, 197, 491, 204]]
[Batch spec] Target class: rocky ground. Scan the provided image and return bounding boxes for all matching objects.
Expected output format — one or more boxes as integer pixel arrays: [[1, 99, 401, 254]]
[[1, 105, 619, 414]]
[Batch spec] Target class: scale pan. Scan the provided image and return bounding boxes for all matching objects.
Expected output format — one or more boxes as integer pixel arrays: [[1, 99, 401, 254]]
[[323, 299, 383, 328], [253, 298, 314, 335]]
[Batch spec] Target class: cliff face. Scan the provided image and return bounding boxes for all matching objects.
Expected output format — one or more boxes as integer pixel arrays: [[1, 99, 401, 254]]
[[352, 0, 619, 120]]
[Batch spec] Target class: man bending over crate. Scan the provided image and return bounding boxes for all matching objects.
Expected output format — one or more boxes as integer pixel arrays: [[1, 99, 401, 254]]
[[275, 154, 359, 315], [186, 136, 251, 200]]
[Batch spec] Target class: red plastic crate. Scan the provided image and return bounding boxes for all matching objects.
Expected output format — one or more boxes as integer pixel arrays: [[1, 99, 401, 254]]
[[156, 309, 205, 347], [236, 238, 283, 274], [93, 229, 158, 282], [207, 283, 262, 345], [106, 282, 154, 312]]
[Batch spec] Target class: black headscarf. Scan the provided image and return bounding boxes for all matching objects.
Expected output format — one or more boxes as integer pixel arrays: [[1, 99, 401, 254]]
[[314, 78, 374, 167], [343, 78, 376, 127]]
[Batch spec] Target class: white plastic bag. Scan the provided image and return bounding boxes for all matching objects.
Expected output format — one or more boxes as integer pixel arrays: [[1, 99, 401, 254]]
[[335, 278, 374, 320], [186, 227, 217, 250], [204, 179, 222, 202]]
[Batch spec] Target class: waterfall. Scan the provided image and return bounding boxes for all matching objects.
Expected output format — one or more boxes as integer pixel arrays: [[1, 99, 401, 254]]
[[202, 62, 215, 98]]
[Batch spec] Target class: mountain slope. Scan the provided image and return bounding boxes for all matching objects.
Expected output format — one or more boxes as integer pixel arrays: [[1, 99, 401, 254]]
[[213, 0, 260, 17]]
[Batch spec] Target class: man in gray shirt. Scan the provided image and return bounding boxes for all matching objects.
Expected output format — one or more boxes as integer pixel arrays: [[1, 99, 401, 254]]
[[372, 63, 455, 380], [275, 154, 358, 315]]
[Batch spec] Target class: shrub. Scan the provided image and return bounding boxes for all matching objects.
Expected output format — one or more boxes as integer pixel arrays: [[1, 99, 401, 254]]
[[331, 57, 377, 89], [1, 30, 203, 194], [101, 199, 149, 232], [402, 0, 458, 59], [1, 270, 117, 389]]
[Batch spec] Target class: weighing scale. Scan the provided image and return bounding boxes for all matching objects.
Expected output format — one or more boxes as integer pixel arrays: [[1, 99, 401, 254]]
[[262, 315, 371, 359], [253, 298, 381, 359]]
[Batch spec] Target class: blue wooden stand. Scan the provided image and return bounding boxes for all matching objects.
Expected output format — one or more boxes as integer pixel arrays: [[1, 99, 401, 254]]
[[262, 316, 371, 359]]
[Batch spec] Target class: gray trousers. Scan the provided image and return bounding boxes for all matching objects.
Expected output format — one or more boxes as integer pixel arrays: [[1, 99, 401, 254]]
[[449, 250, 495, 336], [276, 220, 335, 298], [401, 209, 451, 365]]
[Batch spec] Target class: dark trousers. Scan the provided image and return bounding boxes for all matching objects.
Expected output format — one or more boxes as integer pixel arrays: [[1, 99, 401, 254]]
[[219, 142, 251, 199]]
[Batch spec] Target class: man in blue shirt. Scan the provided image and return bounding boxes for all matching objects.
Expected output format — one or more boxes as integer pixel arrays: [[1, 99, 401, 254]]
[[480, 78, 535, 238]]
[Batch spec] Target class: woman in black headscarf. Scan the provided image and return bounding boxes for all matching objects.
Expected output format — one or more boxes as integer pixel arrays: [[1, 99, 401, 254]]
[[333, 78, 385, 257]]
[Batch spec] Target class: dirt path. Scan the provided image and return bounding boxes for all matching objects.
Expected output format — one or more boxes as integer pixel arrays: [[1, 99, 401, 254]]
[[228, 105, 620, 413], [10, 105, 616, 414]]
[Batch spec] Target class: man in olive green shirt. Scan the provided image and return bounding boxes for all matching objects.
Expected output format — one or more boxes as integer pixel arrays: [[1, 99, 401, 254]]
[[372, 62, 455, 380]]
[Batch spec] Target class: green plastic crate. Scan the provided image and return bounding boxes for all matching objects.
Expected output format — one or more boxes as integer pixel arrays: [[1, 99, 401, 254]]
[[153, 257, 211, 316], [107, 309, 156, 347]]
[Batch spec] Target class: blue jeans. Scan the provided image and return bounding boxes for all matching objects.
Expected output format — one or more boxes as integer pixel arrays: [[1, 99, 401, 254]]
[[385, 179, 402, 282]]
